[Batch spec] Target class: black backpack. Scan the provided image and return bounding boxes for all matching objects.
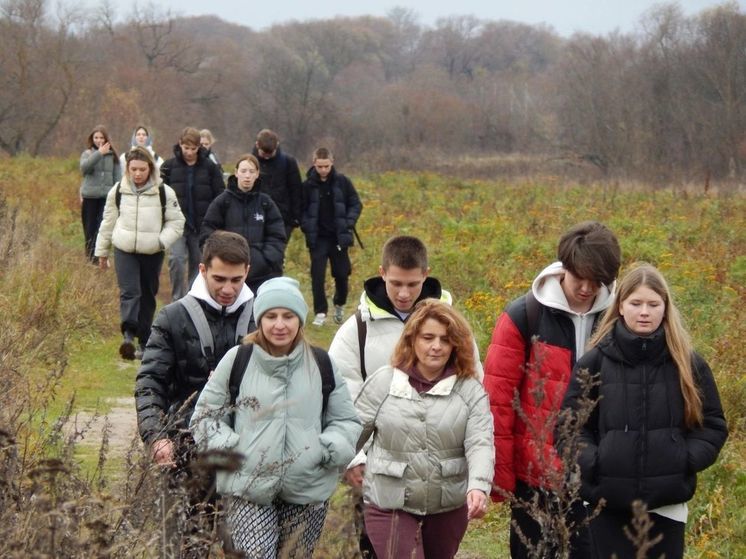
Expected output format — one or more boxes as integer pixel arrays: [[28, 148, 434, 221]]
[[227, 343, 335, 422]]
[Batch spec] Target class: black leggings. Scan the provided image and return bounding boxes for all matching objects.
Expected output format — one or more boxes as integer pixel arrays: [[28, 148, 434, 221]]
[[81, 197, 106, 261]]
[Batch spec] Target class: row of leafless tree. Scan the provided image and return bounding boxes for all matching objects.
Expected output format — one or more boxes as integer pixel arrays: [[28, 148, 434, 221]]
[[2, 0, 746, 179]]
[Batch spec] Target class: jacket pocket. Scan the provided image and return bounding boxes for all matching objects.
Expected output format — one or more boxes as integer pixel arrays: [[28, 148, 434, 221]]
[[440, 457, 468, 509], [367, 459, 408, 510]]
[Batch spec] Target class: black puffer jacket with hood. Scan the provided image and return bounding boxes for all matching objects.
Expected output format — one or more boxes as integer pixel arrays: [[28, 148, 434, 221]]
[[562, 321, 728, 511]]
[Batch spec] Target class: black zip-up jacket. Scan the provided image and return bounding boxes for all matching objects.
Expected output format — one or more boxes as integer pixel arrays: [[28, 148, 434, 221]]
[[160, 144, 224, 233], [134, 298, 254, 444], [200, 176, 287, 287], [301, 166, 362, 249], [562, 321, 728, 511], [252, 147, 303, 227]]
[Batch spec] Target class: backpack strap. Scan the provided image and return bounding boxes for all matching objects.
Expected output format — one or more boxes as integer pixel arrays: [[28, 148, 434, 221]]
[[523, 290, 541, 362], [229, 343, 254, 409], [311, 345, 336, 418], [114, 182, 122, 212], [355, 310, 368, 381], [178, 295, 216, 370], [235, 299, 255, 344], [158, 183, 167, 227]]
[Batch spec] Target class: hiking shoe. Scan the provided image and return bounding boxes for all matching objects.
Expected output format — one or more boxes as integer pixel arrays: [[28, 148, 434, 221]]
[[334, 305, 344, 325], [119, 332, 136, 360], [134, 344, 146, 360], [312, 313, 326, 326]]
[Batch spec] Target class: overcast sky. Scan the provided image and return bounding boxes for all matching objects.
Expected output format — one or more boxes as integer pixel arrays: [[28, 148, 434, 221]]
[[147, 0, 744, 36]]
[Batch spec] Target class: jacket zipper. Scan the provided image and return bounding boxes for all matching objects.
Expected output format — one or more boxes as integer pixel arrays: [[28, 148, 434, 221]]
[[638, 341, 648, 494]]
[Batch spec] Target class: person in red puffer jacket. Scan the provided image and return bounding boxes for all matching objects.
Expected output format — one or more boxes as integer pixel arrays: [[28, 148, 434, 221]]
[[483, 221, 621, 558]]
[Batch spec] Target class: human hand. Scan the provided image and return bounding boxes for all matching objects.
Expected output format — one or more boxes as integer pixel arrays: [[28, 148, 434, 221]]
[[98, 141, 111, 155], [466, 489, 488, 520], [98, 256, 109, 270], [151, 438, 176, 467], [344, 464, 365, 488]]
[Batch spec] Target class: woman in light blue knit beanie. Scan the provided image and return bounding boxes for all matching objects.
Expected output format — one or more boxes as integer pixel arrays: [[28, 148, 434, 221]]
[[191, 275, 361, 558]]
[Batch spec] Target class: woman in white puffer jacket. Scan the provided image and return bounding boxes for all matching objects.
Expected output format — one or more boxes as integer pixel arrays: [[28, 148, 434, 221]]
[[95, 146, 184, 360]]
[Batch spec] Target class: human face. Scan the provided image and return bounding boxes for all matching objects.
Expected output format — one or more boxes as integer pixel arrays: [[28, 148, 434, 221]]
[[414, 318, 453, 380], [199, 257, 249, 307], [128, 159, 150, 187], [200, 137, 211, 149], [260, 308, 301, 356], [313, 158, 333, 180], [256, 145, 276, 159], [380, 265, 429, 313], [236, 159, 259, 191], [135, 128, 149, 146], [92, 131, 106, 148], [561, 270, 601, 313], [619, 285, 665, 336], [180, 142, 199, 164]]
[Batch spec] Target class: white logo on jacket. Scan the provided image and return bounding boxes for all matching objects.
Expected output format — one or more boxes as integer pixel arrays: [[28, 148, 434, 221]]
[[253, 213, 264, 222]]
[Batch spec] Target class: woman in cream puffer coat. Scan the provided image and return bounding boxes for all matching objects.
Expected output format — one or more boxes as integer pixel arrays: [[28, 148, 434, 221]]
[[354, 299, 494, 559], [95, 146, 184, 360]]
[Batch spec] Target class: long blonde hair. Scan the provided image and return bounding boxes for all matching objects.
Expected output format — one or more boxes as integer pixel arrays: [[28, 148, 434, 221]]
[[589, 263, 703, 427]]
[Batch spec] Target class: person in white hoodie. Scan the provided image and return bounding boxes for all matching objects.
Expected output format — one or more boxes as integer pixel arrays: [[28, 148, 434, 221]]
[[482, 221, 621, 559]]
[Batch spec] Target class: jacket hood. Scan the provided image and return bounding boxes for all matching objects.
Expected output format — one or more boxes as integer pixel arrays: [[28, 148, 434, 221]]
[[251, 145, 284, 163], [305, 166, 337, 184], [361, 276, 449, 320], [172, 143, 210, 164], [187, 271, 254, 314], [532, 261, 615, 316], [130, 129, 154, 148]]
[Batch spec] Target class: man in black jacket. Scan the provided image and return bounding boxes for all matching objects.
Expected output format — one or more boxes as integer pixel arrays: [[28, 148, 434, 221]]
[[301, 147, 362, 326], [161, 127, 225, 301], [253, 128, 303, 241], [135, 230, 254, 465]]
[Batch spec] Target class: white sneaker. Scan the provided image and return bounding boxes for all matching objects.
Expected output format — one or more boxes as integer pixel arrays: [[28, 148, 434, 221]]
[[312, 313, 326, 326]]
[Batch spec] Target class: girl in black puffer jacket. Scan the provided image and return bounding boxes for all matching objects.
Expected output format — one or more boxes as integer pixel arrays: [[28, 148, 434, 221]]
[[562, 263, 727, 559], [200, 154, 286, 294]]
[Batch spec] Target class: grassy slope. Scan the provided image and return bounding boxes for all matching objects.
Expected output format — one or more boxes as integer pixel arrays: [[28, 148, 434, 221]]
[[1, 158, 743, 557]]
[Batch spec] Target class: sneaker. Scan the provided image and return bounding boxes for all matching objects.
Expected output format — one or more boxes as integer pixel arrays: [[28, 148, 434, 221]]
[[119, 332, 136, 360], [134, 344, 146, 360], [312, 313, 326, 326], [334, 305, 344, 325]]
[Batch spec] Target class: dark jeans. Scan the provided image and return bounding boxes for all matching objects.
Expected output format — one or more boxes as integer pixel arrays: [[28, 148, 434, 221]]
[[589, 509, 685, 559], [81, 197, 106, 261], [510, 481, 591, 559], [168, 231, 201, 301], [309, 236, 351, 314], [364, 503, 469, 559], [114, 248, 164, 345]]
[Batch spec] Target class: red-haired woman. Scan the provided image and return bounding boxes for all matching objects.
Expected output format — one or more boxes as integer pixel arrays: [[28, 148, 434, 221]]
[[354, 299, 494, 559]]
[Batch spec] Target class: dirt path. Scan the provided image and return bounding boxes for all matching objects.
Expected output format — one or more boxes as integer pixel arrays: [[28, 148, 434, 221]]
[[69, 396, 140, 456]]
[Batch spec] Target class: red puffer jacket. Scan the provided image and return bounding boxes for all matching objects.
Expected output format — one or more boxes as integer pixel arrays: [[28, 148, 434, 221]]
[[484, 294, 588, 501]]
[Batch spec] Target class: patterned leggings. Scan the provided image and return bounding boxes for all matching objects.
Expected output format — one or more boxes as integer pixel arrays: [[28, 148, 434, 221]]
[[226, 497, 329, 558]]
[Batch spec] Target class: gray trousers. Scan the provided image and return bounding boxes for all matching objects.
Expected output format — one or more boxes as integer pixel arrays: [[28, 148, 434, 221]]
[[168, 231, 201, 301], [114, 248, 164, 345]]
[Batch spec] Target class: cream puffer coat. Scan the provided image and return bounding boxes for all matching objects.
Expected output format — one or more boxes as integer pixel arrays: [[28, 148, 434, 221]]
[[355, 366, 494, 515], [190, 342, 362, 505], [94, 175, 184, 257]]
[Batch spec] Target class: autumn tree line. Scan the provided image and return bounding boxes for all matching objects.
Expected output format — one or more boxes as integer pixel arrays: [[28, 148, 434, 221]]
[[2, 0, 746, 181]]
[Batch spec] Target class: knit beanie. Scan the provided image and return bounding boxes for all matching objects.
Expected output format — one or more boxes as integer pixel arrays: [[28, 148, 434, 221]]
[[253, 277, 308, 326]]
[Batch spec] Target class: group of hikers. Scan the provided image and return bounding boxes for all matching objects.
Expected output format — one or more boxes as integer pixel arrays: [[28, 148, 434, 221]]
[[79, 124, 728, 558]]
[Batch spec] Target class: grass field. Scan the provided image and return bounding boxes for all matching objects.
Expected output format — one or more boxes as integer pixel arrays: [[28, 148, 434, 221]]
[[0, 157, 743, 557]]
